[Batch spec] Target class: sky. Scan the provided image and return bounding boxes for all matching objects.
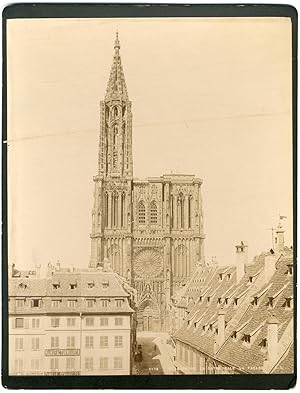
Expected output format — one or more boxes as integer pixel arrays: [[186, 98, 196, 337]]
[[7, 17, 293, 273]]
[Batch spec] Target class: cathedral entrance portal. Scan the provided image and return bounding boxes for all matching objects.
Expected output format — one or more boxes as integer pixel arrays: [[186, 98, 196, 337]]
[[137, 300, 160, 332]]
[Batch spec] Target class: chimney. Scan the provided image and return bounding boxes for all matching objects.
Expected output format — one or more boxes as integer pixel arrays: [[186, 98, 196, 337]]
[[266, 315, 279, 364], [264, 254, 277, 283], [56, 260, 61, 271], [236, 241, 248, 282], [47, 262, 53, 277], [274, 222, 285, 254], [217, 308, 226, 348]]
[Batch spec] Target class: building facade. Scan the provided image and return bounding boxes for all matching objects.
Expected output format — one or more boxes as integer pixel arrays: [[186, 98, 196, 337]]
[[89, 33, 205, 331], [172, 222, 294, 374], [9, 262, 136, 376]]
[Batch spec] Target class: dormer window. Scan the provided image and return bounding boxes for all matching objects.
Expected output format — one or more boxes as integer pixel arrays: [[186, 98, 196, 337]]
[[219, 274, 223, 282], [31, 299, 41, 308], [232, 331, 237, 341], [267, 297, 274, 308], [69, 283, 77, 290], [115, 299, 123, 308], [202, 325, 206, 331], [259, 338, 267, 350], [287, 264, 293, 275], [248, 276, 253, 284], [233, 298, 238, 308], [224, 298, 229, 306], [88, 282, 95, 289], [284, 297, 293, 309], [52, 283, 60, 290], [227, 274, 231, 281], [252, 296, 258, 307], [217, 297, 222, 305], [101, 299, 109, 307], [207, 297, 211, 304], [242, 334, 251, 345], [199, 296, 203, 303], [18, 283, 27, 289], [102, 279, 109, 289]]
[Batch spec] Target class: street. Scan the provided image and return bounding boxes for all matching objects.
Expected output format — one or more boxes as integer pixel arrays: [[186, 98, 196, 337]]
[[134, 332, 176, 375]]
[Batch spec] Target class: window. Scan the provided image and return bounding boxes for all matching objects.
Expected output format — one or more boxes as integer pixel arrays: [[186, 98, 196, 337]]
[[32, 318, 40, 329], [51, 336, 59, 348], [51, 318, 60, 327], [188, 196, 192, 229], [99, 357, 108, 369], [67, 336, 75, 348], [287, 264, 293, 275], [217, 298, 222, 305], [259, 338, 267, 350], [207, 297, 211, 304], [267, 297, 274, 308], [114, 336, 123, 348], [88, 282, 95, 289], [31, 299, 41, 308], [178, 193, 184, 229], [219, 274, 223, 282], [69, 283, 77, 289], [86, 299, 95, 308], [101, 299, 109, 307], [252, 297, 258, 307], [150, 201, 158, 225], [66, 357, 75, 371], [115, 317, 123, 326], [68, 299, 77, 308], [227, 274, 231, 281], [115, 299, 123, 308], [112, 192, 119, 227], [15, 318, 24, 328], [105, 193, 109, 227], [102, 280, 109, 289], [284, 297, 293, 309], [242, 334, 251, 344], [121, 193, 125, 228], [51, 300, 61, 308], [85, 336, 94, 349], [138, 201, 146, 225], [67, 318, 76, 327], [32, 337, 40, 350], [52, 283, 60, 289], [114, 357, 123, 369], [224, 298, 229, 307], [15, 337, 24, 350], [31, 359, 40, 372], [14, 359, 23, 373], [100, 336, 108, 348], [86, 317, 94, 327], [232, 331, 237, 341], [249, 276, 253, 283], [85, 357, 93, 371], [50, 358, 59, 371], [16, 299, 25, 308], [100, 317, 109, 327], [233, 298, 238, 308]]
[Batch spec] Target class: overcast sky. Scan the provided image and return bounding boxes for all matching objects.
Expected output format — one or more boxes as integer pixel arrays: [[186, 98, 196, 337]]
[[7, 17, 293, 272]]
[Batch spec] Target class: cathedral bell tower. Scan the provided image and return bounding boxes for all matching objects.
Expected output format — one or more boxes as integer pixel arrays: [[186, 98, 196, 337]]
[[89, 33, 133, 276]]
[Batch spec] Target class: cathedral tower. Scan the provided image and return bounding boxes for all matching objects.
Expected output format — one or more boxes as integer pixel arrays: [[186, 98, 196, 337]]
[[89, 33, 133, 278]]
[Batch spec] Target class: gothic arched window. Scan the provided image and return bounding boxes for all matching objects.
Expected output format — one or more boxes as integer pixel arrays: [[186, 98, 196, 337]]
[[112, 192, 118, 227], [178, 193, 184, 229], [113, 125, 118, 168], [105, 193, 109, 227], [121, 193, 125, 228], [138, 201, 146, 225], [188, 195, 192, 229], [170, 195, 174, 228], [113, 106, 119, 118], [150, 201, 158, 225]]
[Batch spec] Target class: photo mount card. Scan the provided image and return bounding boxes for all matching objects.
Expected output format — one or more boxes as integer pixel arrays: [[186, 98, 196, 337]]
[[2, 3, 297, 390]]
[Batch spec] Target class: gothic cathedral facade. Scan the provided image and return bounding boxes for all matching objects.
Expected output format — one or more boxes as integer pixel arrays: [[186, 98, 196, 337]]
[[89, 34, 205, 331]]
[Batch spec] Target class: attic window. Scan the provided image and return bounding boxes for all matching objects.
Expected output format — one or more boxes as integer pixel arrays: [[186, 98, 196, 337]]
[[248, 276, 253, 283], [102, 279, 109, 289], [242, 334, 251, 344], [202, 325, 206, 331], [232, 331, 237, 341], [219, 274, 223, 282], [217, 298, 222, 305], [227, 274, 231, 281], [69, 283, 77, 290], [207, 296, 211, 304], [88, 282, 95, 289], [18, 283, 27, 289], [233, 298, 238, 307], [287, 264, 293, 275], [224, 298, 229, 306], [194, 322, 197, 329], [267, 297, 274, 308], [209, 324, 213, 331], [284, 297, 293, 309], [187, 320, 190, 326], [52, 283, 60, 289], [199, 296, 203, 303], [252, 297, 258, 307], [259, 338, 267, 350]]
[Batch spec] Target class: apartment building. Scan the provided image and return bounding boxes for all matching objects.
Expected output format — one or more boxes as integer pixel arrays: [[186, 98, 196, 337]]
[[9, 261, 136, 376]]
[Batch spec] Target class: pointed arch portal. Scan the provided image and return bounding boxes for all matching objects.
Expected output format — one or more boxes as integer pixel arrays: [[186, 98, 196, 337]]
[[137, 299, 160, 332]]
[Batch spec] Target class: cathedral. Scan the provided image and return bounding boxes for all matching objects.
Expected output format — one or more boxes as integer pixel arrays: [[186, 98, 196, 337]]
[[89, 34, 205, 331]]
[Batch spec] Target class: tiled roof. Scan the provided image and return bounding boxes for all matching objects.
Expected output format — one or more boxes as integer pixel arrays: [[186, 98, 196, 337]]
[[9, 267, 135, 315], [173, 248, 294, 374]]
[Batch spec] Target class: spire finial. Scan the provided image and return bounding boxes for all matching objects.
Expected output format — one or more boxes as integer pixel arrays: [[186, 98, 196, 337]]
[[114, 31, 120, 52]]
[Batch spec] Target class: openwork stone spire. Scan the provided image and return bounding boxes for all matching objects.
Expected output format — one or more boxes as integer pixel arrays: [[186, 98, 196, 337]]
[[105, 32, 128, 101]]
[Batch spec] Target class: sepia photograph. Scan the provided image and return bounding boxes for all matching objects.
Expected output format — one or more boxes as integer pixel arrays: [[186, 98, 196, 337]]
[[3, 5, 295, 387]]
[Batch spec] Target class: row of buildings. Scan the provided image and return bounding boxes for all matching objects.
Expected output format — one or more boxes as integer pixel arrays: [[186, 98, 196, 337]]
[[9, 260, 137, 376], [170, 222, 294, 374]]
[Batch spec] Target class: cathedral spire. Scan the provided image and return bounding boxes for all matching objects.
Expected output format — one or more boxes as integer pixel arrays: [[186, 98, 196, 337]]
[[105, 32, 128, 101]]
